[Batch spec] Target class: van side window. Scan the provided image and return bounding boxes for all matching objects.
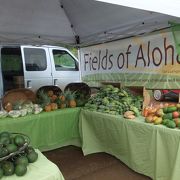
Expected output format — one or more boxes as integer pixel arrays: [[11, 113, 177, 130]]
[[24, 48, 47, 71], [53, 50, 78, 71]]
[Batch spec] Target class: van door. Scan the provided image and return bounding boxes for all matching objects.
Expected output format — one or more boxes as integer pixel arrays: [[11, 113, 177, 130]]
[[49, 48, 80, 91], [21, 46, 53, 92]]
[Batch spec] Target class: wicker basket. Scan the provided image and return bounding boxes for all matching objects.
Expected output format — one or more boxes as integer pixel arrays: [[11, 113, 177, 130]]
[[36, 86, 62, 97], [64, 83, 91, 106], [0, 133, 30, 162], [2, 88, 36, 109]]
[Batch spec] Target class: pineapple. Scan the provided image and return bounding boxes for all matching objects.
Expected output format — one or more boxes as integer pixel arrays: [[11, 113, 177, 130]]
[[60, 103, 67, 109], [65, 90, 77, 108], [50, 103, 58, 110], [44, 104, 52, 112], [37, 90, 51, 109], [51, 95, 57, 102], [47, 90, 54, 97], [59, 92, 66, 102]]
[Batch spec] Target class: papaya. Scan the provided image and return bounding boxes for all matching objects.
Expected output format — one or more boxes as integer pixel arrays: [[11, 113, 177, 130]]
[[166, 106, 177, 113]]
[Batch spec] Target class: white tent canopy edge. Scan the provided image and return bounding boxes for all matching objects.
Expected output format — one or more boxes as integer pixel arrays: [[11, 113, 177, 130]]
[[96, 0, 180, 18], [0, 0, 180, 46]]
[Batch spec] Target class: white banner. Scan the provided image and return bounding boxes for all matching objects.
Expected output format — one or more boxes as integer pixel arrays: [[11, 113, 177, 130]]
[[79, 29, 180, 77]]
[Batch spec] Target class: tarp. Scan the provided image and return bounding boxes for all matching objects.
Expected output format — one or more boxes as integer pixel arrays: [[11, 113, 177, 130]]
[[0, 0, 180, 46]]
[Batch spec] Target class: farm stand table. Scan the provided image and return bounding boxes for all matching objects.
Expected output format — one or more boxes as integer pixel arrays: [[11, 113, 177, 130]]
[[0, 108, 81, 151], [2, 149, 64, 180], [79, 109, 180, 180]]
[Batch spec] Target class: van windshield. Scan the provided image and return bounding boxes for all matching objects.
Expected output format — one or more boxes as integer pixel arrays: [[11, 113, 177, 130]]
[[53, 50, 78, 71]]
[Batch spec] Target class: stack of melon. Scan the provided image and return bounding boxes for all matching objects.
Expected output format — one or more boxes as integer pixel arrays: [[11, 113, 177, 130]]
[[0, 131, 38, 178]]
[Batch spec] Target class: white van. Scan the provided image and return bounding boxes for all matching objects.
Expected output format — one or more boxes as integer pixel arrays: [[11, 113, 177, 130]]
[[0, 45, 81, 99]]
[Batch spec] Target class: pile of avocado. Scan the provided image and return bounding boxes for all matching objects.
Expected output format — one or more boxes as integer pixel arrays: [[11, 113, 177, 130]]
[[162, 106, 180, 129], [0, 131, 38, 178]]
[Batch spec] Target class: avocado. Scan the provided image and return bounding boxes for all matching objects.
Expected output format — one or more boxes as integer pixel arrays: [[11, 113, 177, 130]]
[[15, 156, 29, 167], [0, 147, 9, 158], [2, 161, 14, 176], [0, 132, 10, 138], [6, 144, 18, 154], [27, 151, 38, 163], [15, 164, 27, 176], [0, 136, 10, 145], [14, 135, 25, 147]]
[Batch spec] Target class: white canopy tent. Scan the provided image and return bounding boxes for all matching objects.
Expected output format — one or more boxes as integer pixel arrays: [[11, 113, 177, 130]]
[[0, 0, 180, 46]]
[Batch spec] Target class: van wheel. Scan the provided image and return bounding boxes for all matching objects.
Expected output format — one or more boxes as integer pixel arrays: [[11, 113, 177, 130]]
[[153, 90, 164, 101]]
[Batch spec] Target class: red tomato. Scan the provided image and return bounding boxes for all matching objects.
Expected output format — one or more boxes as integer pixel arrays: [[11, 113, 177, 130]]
[[172, 111, 180, 118]]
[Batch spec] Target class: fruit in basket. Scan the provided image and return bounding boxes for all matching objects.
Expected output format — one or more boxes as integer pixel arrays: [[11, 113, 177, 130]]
[[51, 95, 58, 102], [36, 90, 51, 108], [15, 164, 27, 176], [50, 103, 58, 110], [44, 104, 52, 112], [47, 90, 54, 97], [2, 161, 14, 176], [0, 148, 9, 158], [0, 132, 11, 138], [59, 93, 66, 102], [6, 144, 18, 154], [27, 151, 38, 163], [0, 136, 10, 145], [15, 156, 29, 167], [68, 95, 77, 108], [14, 135, 25, 147]]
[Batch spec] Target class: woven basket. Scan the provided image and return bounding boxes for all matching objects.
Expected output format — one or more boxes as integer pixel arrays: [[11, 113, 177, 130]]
[[36, 86, 62, 97], [64, 83, 91, 98], [0, 133, 30, 162], [2, 88, 36, 109]]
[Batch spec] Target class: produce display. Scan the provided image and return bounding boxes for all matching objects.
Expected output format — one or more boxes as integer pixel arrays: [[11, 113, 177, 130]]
[[0, 131, 38, 178], [36, 89, 78, 112], [1, 101, 43, 118], [143, 103, 180, 128], [0, 85, 89, 118], [84, 85, 143, 117]]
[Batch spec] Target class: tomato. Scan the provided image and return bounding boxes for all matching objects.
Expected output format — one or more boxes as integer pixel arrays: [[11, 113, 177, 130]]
[[172, 111, 180, 118]]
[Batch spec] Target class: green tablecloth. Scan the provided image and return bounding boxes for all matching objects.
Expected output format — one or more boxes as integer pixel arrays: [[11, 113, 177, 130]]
[[79, 109, 180, 180], [0, 108, 81, 151], [2, 149, 64, 180]]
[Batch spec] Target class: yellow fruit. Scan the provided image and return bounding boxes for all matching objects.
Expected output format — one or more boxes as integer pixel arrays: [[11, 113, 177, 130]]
[[154, 117, 162, 125]]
